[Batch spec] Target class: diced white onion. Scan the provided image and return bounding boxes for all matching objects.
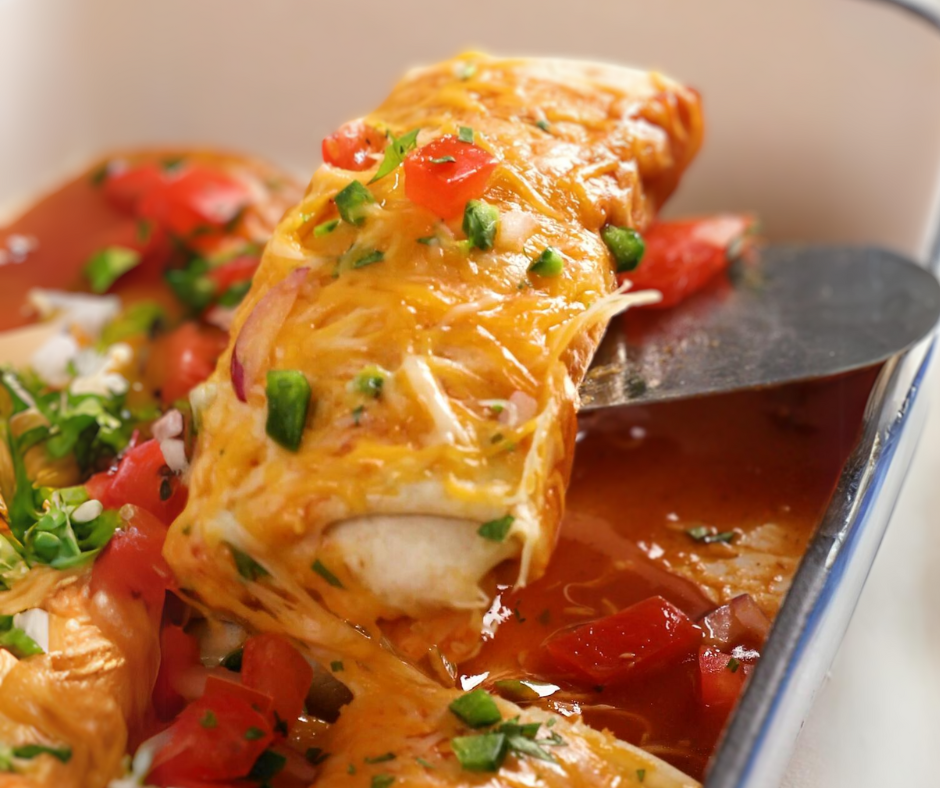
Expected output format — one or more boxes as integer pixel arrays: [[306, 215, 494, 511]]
[[204, 305, 237, 331], [497, 210, 539, 252], [28, 289, 121, 338], [70, 343, 133, 397], [158, 438, 188, 474], [71, 499, 104, 524], [152, 409, 184, 442], [12, 609, 49, 653], [29, 333, 79, 387]]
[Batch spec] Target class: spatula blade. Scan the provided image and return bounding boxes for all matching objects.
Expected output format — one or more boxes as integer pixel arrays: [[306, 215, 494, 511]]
[[579, 245, 940, 410]]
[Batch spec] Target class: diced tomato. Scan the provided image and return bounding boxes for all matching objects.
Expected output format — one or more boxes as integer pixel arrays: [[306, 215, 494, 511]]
[[85, 439, 187, 525], [146, 322, 228, 407], [90, 506, 172, 616], [139, 165, 251, 238], [698, 645, 754, 708], [624, 215, 756, 309], [103, 163, 165, 214], [204, 675, 274, 717], [544, 596, 702, 686], [153, 625, 202, 720], [148, 693, 274, 785], [403, 136, 498, 219], [322, 121, 386, 171], [241, 633, 313, 730], [206, 255, 260, 293]]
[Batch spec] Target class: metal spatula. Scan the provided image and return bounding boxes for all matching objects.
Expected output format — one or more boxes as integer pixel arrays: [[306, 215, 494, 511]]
[[579, 245, 940, 410]]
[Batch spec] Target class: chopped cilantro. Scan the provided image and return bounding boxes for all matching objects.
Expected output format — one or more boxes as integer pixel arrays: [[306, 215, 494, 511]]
[[535, 119, 551, 132], [728, 657, 741, 673], [84, 246, 142, 293], [200, 710, 218, 729], [312, 559, 344, 589], [330, 660, 344, 672], [228, 544, 269, 581], [369, 128, 420, 184], [371, 775, 395, 788], [12, 744, 71, 764], [248, 749, 286, 781], [415, 757, 435, 769], [244, 726, 265, 740], [686, 526, 735, 545], [458, 126, 475, 144], [430, 155, 457, 164], [364, 752, 396, 764], [352, 366, 387, 399], [637, 767, 646, 782], [313, 218, 339, 237]]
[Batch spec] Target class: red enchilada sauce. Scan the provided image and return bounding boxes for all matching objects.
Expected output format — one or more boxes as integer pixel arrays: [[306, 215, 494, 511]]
[[0, 155, 877, 782]]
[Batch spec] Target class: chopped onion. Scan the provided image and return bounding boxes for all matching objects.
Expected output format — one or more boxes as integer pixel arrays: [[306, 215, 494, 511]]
[[71, 499, 104, 523], [499, 391, 538, 427], [152, 409, 184, 442], [700, 594, 771, 650], [231, 266, 309, 401], [204, 305, 237, 331], [29, 333, 79, 387], [12, 609, 49, 653], [159, 438, 188, 474], [497, 210, 539, 252], [28, 289, 121, 338]]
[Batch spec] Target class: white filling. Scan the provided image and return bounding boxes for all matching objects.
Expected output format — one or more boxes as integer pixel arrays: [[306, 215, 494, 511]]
[[324, 515, 518, 616]]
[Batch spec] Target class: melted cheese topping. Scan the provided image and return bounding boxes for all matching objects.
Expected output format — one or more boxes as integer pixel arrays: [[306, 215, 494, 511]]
[[167, 54, 703, 637]]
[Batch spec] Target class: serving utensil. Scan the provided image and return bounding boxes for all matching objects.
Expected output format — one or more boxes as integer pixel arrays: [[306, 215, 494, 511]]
[[579, 245, 940, 410]]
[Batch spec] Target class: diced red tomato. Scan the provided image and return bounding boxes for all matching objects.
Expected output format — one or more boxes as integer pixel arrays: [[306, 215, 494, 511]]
[[153, 625, 202, 720], [544, 596, 702, 686], [138, 165, 251, 238], [322, 121, 386, 171], [103, 163, 165, 214], [206, 255, 260, 293], [698, 645, 754, 708], [146, 322, 228, 407], [241, 633, 313, 730], [624, 215, 755, 309], [148, 693, 274, 785], [85, 439, 187, 525], [204, 675, 274, 717], [403, 136, 498, 219], [90, 506, 172, 616]]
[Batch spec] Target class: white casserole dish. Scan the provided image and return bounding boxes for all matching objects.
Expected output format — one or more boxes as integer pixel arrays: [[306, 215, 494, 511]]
[[1, 1, 939, 785]]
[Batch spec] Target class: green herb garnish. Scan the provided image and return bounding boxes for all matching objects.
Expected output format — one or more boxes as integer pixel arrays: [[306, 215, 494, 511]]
[[313, 219, 339, 237], [449, 689, 502, 728], [244, 726, 265, 740], [84, 246, 142, 293], [352, 366, 387, 399], [248, 749, 286, 781], [462, 200, 499, 251], [478, 515, 514, 542], [369, 128, 420, 184], [0, 616, 43, 659], [430, 156, 456, 164], [331, 660, 344, 672], [265, 370, 311, 452], [686, 526, 735, 545], [335, 181, 375, 225], [451, 733, 507, 772], [458, 126, 475, 144], [364, 752, 396, 764], [637, 768, 646, 782], [727, 657, 741, 673], [353, 249, 385, 269], [371, 775, 395, 788], [600, 225, 645, 272], [11, 744, 72, 764], [200, 710, 218, 729], [312, 559, 344, 589], [528, 247, 565, 277], [228, 544, 269, 581], [535, 119, 551, 132]]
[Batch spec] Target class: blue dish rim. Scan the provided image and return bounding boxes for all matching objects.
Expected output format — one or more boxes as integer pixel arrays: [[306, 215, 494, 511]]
[[705, 3, 940, 785]]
